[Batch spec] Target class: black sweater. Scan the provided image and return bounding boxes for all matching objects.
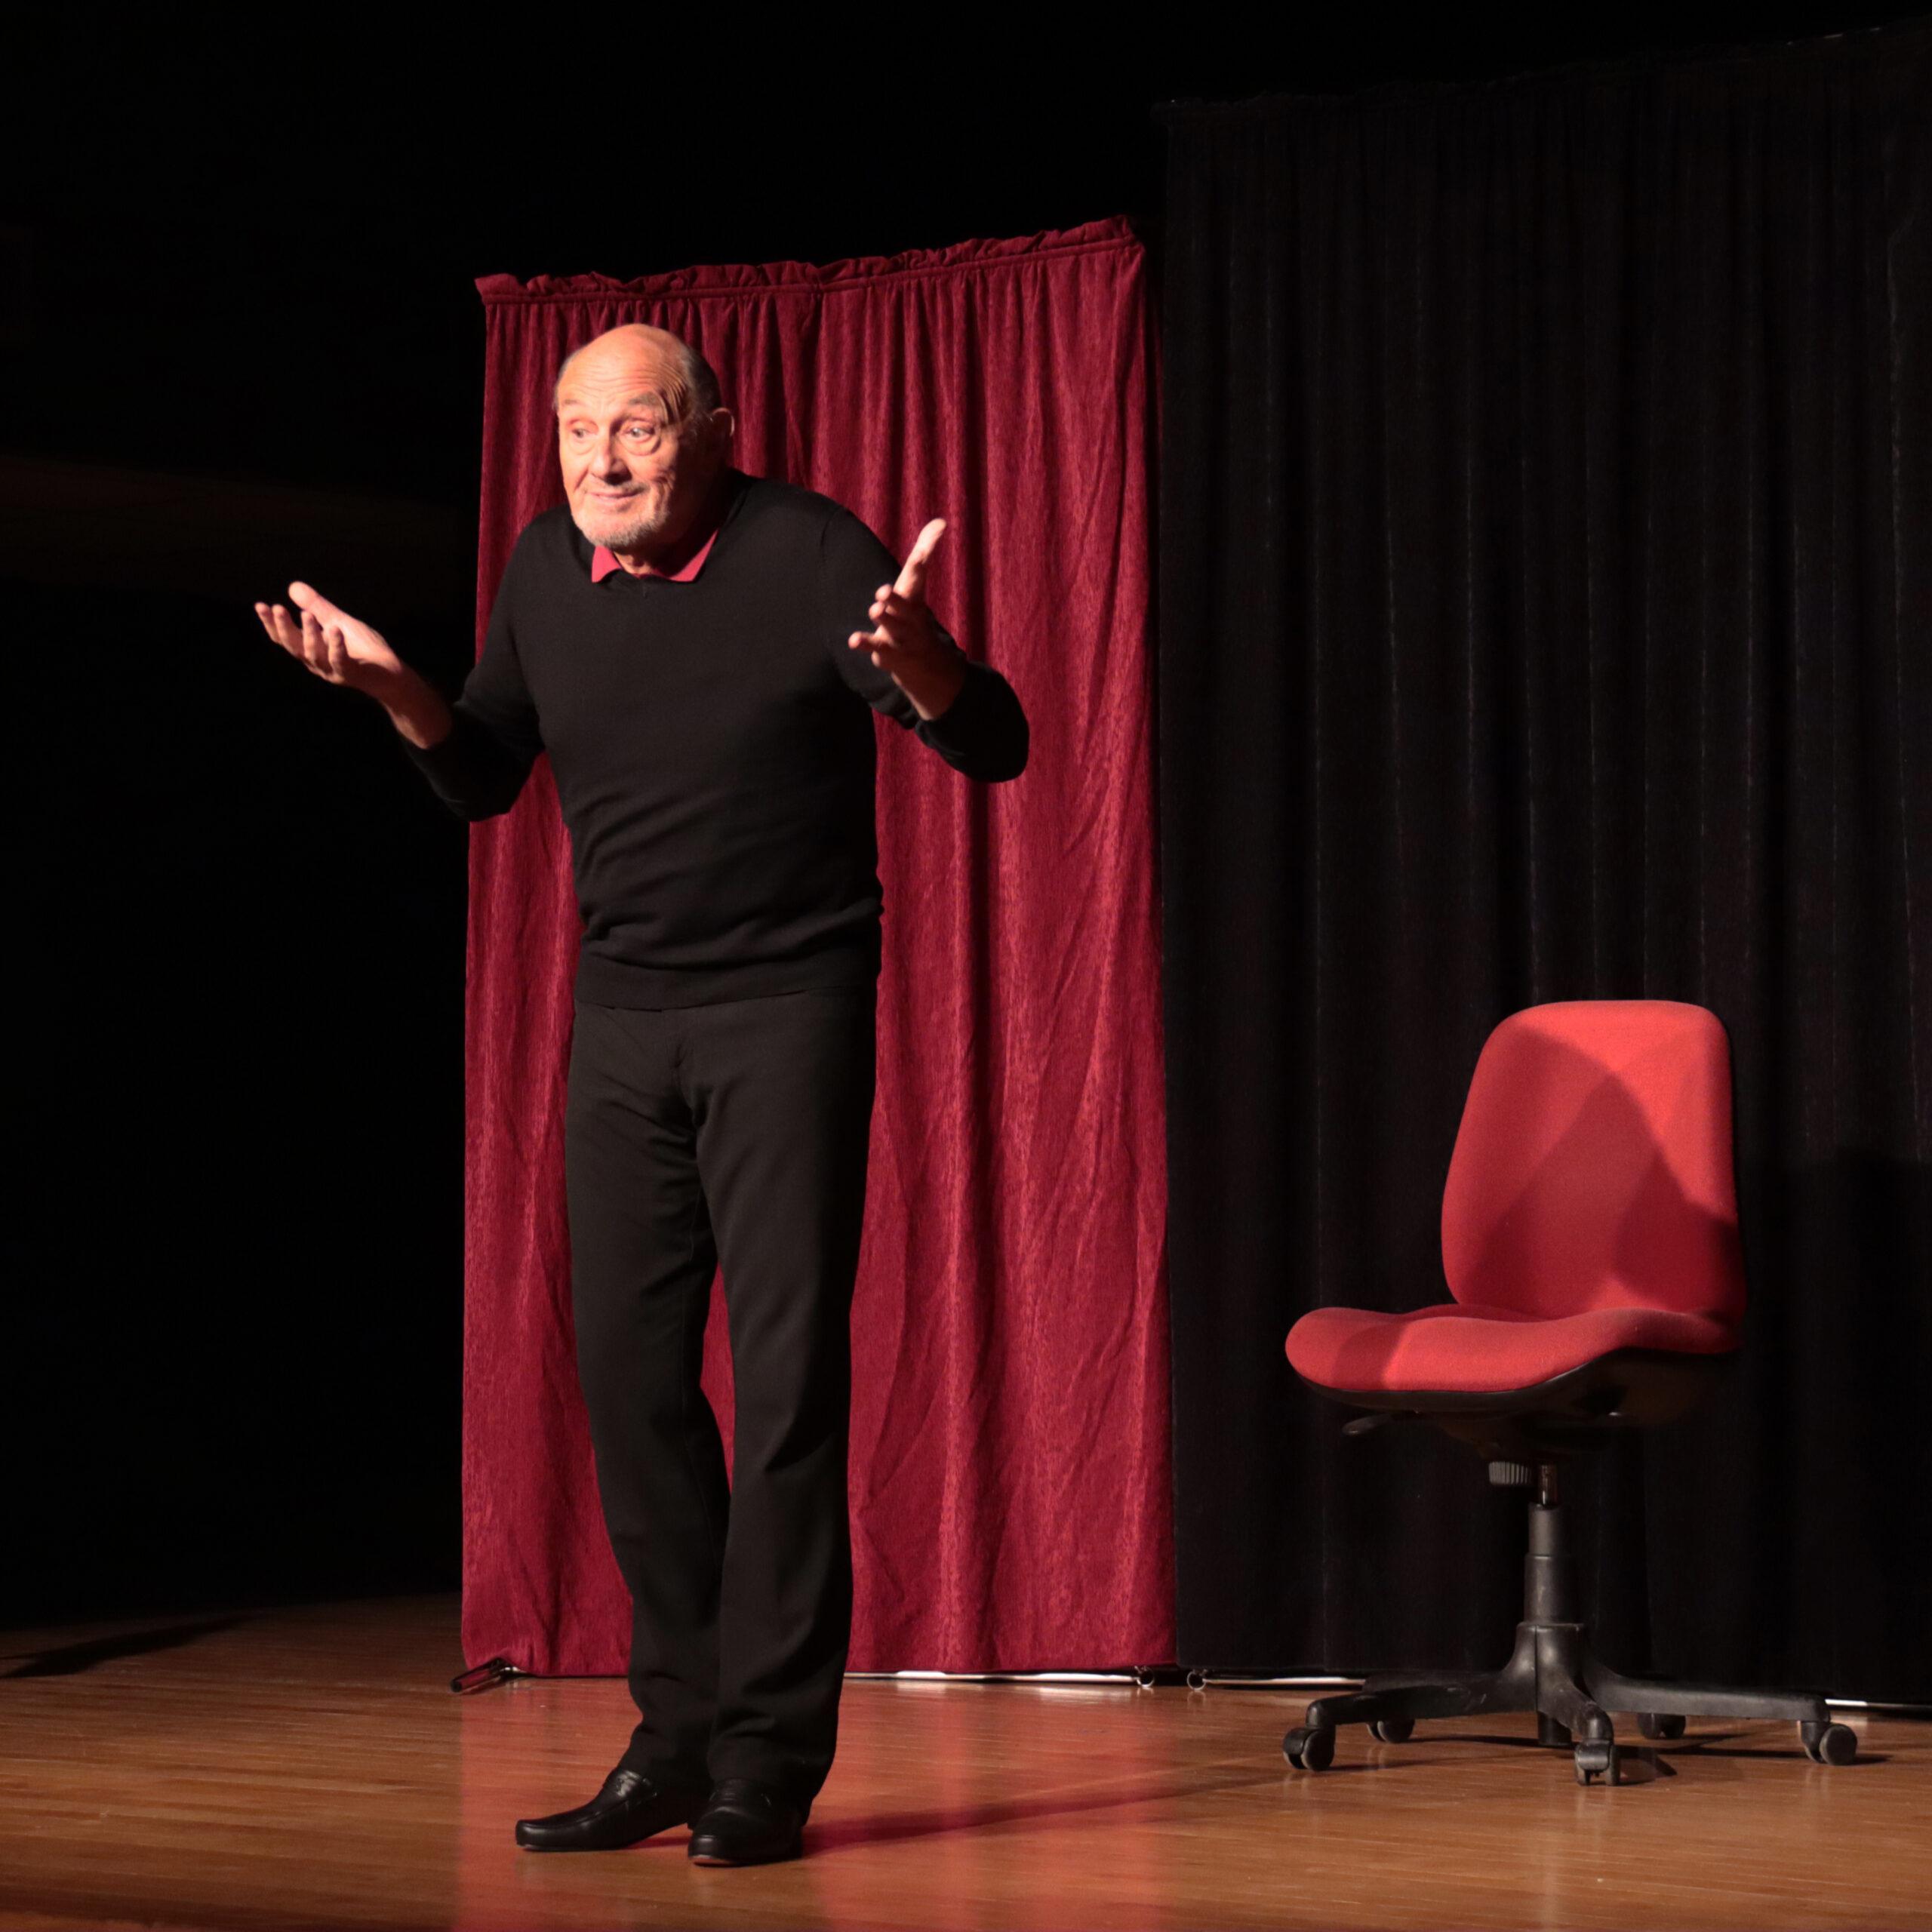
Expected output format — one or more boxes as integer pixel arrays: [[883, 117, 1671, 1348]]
[[401, 467, 1029, 1008]]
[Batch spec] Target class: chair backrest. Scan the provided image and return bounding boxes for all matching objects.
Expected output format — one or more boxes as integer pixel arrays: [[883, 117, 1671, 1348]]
[[1441, 1000, 1746, 1330]]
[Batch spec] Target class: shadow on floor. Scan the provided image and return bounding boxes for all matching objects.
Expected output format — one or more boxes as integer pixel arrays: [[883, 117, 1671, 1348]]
[[807, 1767, 1284, 1852], [1, 1614, 253, 1678]]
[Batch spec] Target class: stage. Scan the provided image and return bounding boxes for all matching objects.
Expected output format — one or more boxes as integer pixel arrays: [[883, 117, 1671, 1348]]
[[0, 1596, 1924, 1930]]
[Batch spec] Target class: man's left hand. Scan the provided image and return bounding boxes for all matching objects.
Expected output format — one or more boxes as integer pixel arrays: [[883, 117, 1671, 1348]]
[[846, 516, 968, 721]]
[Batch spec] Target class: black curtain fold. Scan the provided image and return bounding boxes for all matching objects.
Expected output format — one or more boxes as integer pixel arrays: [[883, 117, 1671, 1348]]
[[1156, 20, 1931, 1699]]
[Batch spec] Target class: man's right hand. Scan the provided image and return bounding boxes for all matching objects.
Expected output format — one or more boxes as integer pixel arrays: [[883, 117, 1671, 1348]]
[[254, 581, 407, 699], [254, 581, 454, 748]]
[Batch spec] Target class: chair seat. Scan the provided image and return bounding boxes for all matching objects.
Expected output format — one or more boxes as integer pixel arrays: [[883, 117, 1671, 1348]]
[[1286, 1300, 1737, 1396]]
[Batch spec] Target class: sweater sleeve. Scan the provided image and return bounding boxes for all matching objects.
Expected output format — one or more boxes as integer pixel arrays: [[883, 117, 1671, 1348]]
[[398, 537, 546, 822], [818, 503, 1029, 783]]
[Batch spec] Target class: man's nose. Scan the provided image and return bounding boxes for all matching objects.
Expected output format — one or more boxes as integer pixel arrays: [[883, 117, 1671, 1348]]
[[589, 441, 631, 477]]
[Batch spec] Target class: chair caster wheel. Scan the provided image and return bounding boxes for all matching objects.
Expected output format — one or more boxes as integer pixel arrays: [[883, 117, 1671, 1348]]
[[1801, 1721, 1856, 1764], [1574, 1741, 1620, 1786], [1283, 1725, 1336, 1770], [1369, 1717, 1414, 1743], [1638, 1712, 1686, 1740]]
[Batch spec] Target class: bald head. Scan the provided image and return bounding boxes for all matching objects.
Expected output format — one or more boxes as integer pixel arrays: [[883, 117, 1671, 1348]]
[[553, 323, 721, 426]]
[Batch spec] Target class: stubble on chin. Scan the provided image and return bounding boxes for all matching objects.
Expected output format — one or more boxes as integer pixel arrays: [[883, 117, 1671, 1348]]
[[572, 477, 675, 552]]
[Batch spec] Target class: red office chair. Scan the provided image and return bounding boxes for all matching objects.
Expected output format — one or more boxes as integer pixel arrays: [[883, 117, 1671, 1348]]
[[1281, 999, 1856, 1786]]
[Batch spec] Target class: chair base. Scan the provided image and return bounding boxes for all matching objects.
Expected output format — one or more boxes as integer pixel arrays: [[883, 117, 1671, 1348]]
[[1281, 1472, 1856, 1786]]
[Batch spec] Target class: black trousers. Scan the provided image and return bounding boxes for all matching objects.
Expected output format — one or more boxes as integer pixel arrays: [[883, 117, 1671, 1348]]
[[562, 983, 878, 1814]]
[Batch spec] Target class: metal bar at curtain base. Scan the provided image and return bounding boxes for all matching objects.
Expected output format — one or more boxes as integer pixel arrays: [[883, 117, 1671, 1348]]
[[449, 1657, 525, 1694], [843, 1669, 1365, 1690]]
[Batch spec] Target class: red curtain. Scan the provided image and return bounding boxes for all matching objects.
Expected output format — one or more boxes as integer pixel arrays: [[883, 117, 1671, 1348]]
[[458, 217, 1171, 1673]]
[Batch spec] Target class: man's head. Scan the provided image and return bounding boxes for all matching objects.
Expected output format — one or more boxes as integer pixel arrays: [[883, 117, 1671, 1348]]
[[553, 324, 734, 555]]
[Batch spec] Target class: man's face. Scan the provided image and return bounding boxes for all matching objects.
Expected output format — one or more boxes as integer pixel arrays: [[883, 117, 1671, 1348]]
[[556, 334, 721, 553]]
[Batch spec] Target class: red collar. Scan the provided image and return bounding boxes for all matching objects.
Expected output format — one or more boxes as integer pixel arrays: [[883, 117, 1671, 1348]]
[[589, 476, 732, 583]]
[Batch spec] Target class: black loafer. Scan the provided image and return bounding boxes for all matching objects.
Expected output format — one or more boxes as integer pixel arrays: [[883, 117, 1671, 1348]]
[[515, 1766, 707, 1850], [687, 1777, 805, 1865]]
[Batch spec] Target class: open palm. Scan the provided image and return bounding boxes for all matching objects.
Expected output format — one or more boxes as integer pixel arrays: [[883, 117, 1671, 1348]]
[[254, 580, 406, 698]]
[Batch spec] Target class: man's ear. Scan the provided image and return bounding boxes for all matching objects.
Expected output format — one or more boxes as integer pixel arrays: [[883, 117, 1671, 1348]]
[[712, 407, 736, 448]]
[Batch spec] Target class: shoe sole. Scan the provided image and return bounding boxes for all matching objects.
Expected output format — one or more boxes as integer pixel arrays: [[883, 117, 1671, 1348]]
[[515, 1813, 703, 1851], [688, 1841, 803, 1866], [517, 1832, 685, 1851]]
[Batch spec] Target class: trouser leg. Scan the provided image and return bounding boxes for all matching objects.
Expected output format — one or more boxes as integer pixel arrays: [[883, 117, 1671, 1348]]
[[682, 984, 878, 1813], [563, 998, 727, 1788]]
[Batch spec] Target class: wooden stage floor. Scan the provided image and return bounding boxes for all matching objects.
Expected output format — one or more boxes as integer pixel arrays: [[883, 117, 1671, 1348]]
[[1, 1595, 1925, 1931]]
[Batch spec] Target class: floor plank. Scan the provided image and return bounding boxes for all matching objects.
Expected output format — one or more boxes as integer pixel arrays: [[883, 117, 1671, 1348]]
[[1, 1596, 1925, 1930]]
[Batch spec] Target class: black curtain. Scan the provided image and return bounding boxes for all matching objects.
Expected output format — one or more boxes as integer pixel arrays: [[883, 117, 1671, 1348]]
[[1155, 20, 1931, 1701]]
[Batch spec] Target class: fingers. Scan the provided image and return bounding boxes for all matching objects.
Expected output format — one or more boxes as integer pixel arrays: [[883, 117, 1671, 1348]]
[[254, 587, 358, 689], [867, 586, 923, 640], [286, 580, 338, 620], [251, 598, 333, 679], [849, 584, 932, 665], [893, 517, 946, 601], [305, 611, 352, 680], [254, 584, 366, 688], [255, 601, 305, 656]]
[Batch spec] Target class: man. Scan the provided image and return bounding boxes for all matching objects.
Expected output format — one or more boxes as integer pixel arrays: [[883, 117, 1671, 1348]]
[[254, 322, 1028, 1865]]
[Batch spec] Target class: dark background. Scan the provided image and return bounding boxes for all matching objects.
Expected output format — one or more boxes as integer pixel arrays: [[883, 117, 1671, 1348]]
[[5, 12, 1920, 1634]]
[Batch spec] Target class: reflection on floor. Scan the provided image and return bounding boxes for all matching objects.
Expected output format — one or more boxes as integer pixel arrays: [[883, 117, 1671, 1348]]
[[1, 1595, 1926, 1931]]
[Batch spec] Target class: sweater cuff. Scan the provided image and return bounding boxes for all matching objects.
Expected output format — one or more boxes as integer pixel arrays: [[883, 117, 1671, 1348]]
[[398, 719, 469, 776], [917, 656, 1001, 751]]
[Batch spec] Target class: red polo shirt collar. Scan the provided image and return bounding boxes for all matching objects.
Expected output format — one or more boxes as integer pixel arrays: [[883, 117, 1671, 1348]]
[[589, 478, 731, 583]]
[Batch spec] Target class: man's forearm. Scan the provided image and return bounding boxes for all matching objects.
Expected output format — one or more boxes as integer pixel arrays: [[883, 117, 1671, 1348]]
[[377, 666, 455, 749]]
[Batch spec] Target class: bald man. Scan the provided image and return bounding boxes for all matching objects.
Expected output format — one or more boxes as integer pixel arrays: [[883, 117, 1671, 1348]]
[[255, 325, 1027, 1865]]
